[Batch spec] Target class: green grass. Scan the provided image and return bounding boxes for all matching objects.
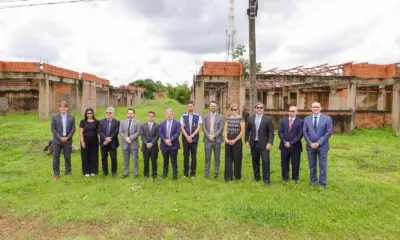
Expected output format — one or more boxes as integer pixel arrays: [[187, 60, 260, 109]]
[[0, 98, 399, 239]]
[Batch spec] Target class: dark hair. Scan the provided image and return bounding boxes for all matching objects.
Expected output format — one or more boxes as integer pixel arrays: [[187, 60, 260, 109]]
[[127, 108, 135, 114], [84, 108, 96, 121], [148, 111, 155, 116], [209, 100, 217, 105], [187, 101, 195, 106]]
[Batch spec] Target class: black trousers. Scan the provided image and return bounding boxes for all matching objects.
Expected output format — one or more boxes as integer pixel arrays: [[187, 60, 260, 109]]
[[251, 141, 271, 183], [224, 140, 242, 181], [101, 144, 117, 175], [81, 136, 99, 175], [183, 141, 198, 177], [143, 147, 158, 178], [281, 149, 301, 181]]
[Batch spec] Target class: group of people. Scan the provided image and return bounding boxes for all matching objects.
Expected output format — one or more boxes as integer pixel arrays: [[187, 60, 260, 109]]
[[51, 100, 333, 188]]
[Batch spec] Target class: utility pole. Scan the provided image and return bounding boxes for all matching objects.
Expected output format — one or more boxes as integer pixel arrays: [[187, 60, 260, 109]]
[[248, 0, 257, 112]]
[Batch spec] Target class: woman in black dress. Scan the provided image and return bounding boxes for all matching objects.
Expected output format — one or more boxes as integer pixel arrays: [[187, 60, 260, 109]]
[[79, 108, 99, 176]]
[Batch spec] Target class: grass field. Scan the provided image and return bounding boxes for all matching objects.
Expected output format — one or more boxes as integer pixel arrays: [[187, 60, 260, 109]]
[[0, 99, 399, 239]]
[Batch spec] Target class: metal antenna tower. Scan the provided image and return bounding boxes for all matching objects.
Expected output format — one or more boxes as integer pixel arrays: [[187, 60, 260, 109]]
[[226, 0, 236, 61]]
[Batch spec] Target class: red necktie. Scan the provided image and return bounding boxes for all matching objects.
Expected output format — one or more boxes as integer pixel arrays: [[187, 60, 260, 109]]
[[289, 118, 293, 131]]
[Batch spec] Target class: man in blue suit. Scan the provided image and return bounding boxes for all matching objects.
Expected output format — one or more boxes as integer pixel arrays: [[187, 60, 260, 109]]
[[278, 106, 303, 184], [303, 102, 333, 188], [159, 108, 181, 180]]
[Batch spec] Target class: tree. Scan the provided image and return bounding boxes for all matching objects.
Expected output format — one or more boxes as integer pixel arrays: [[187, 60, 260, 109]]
[[232, 44, 262, 75], [165, 82, 191, 105], [129, 79, 165, 99]]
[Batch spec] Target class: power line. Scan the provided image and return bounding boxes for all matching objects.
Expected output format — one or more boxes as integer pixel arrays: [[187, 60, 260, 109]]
[[0, 0, 106, 9]]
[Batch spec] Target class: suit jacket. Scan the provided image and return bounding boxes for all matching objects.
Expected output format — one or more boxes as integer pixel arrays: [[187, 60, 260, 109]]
[[278, 117, 303, 152], [51, 113, 75, 145], [98, 118, 120, 149], [158, 119, 181, 152], [140, 122, 159, 152], [303, 114, 333, 152], [202, 113, 224, 144], [245, 114, 274, 148], [119, 118, 141, 150]]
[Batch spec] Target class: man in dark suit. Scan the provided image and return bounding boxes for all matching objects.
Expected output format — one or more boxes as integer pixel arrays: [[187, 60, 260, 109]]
[[140, 111, 159, 179], [303, 102, 333, 189], [98, 107, 120, 177], [51, 101, 76, 180], [278, 106, 304, 184], [245, 102, 274, 186], [158, 108, 181, 180]]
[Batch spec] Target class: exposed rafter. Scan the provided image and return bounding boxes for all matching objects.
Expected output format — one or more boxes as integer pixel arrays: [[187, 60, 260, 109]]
[[260, 62, 353, 76]]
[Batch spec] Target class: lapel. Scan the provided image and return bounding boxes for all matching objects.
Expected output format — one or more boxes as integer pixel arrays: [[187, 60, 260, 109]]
[[287, 118, 291, 132]]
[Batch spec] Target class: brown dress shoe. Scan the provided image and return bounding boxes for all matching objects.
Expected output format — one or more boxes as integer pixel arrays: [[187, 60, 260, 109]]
[[53, 176, 60, 180]]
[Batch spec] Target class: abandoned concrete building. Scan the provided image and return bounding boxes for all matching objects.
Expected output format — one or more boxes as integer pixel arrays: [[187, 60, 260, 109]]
[[0, 61, 145, 121], [192, 61, 400, 135]]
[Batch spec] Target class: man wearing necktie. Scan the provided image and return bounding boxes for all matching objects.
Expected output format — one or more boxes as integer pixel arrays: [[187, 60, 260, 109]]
[[202, 101, 224, 179], [98, 107, 120, 177], [303, 102, 333, 189], [278, 106, 303, 184], [51, 101, 76, 180], [140, 111, 159, 179], [245, 102, 274, 187], [159, 108, 181, 180], [180, 101, 202, 179], [119, 108, 141, 178]]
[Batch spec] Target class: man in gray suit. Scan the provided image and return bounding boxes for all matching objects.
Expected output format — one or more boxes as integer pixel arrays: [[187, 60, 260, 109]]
[[119, 108, 141, 178], [51, 101, 76, 180], [303, 102, 333, 189], [203, 101, 224, 179]]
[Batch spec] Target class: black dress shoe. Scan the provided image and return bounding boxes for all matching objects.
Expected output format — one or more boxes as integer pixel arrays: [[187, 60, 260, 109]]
[[264, 182, 271, 187], [121, 175, 128, 178], [103, 173, 108, 176], [134, 175, 139, 178], [172, 176, 177, 181], [65, 172, 72, 175], [112, 172, 117, 177]]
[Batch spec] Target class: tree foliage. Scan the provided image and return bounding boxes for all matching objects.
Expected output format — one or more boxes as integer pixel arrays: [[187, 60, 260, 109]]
[[165, 82, 191, 105], [129, 79, 165, 99], [129, 78, 190, 104], [232, 44, 263, 75]]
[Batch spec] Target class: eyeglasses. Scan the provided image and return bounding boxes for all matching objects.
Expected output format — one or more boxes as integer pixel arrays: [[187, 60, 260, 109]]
[[86, 112, 93, 115], [256, 107, 264, 109], [288, 110, 296, 112], [106, 112, 113, 114], [231, 109, 238, 111]]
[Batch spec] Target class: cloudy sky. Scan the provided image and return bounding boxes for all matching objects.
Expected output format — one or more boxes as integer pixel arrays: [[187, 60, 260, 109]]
[[0, 0, 399, 86]]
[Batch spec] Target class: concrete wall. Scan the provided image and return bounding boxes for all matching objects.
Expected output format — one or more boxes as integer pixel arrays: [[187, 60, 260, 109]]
[[0, 90, 38, 113]]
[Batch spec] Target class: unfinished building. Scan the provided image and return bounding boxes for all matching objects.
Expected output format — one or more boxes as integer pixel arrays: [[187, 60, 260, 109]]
[[0, 61, 145, 120], [192, 61, 400, 135]]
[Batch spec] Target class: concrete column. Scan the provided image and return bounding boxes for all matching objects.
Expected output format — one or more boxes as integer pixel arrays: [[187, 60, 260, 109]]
[[282, 86, 289, 110], [348, 81, 357, 133], [76, 82, 82, 115], [91, 84, 97, 113], [239, 77, 246, 111], [296, 90, 305, 109], [194, 79, 205, 114], [377, 85, 386, 111], [392, 82, 400, 136], [136, 91, 142, 104], [38, 79, 50, 121], [81, 81, 90, 113], [127, 92, 132, 106], [266, 92, 274, 109]]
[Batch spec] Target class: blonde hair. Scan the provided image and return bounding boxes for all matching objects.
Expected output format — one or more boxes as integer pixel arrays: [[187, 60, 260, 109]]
[[229, 103, 240, 116]]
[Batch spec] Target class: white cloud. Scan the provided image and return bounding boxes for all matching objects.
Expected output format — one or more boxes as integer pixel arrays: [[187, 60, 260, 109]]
[[0, 0, 399, 86]]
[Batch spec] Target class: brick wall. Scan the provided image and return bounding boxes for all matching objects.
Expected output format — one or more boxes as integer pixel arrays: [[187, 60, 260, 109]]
[[343, 63, 397, 78], [43, 64, 79, 79], [356, 111, 392, 128], [1, 62, 41, 73], [199, 61, 243, 76], [82, 72, 110, 86]]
